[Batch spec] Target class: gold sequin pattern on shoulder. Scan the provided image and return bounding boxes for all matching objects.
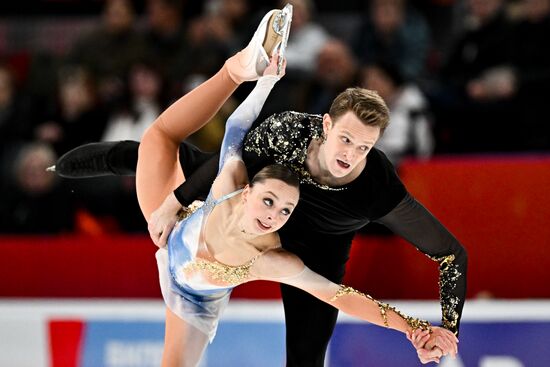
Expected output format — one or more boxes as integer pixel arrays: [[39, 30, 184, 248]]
[[427, 254, 461, 335], [182, 257, 254, 286], [244, 111, 346, 191], [330, 285, 431, 332]]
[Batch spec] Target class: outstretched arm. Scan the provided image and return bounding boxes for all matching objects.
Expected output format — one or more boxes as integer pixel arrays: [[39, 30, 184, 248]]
[[253, 249, 458, 364], [375, 193, 468, 337]]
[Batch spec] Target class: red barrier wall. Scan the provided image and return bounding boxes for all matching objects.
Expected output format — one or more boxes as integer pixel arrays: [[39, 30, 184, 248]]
[[0, 234, 280, 299], [408, 154, 550, 299], [1, 154, 550, 300]]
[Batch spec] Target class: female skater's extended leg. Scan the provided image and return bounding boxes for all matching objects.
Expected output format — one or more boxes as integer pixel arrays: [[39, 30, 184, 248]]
[[136, 7, 289, 219], [136, 66, 238, 220]]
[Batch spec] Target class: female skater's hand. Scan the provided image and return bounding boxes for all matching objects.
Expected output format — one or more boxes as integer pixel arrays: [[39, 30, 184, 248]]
[[148, 192, 181, 247]]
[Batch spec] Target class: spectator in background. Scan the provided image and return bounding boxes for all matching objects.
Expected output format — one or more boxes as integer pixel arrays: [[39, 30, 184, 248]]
[[305, 39, 359, 114], [143, 0, 187, 62], [281, 0, 330, 76], [433, 0, 515, 152], [361, 60, 434, 167], [0, 62, 36, 203], [506, 0, 550, 150], [101, 60, 168, 142], [66, 0, 147, 105], [441, 0, 513, 96], [352, 0, 431, 82], [0, 62, 35, 159], [34, 65, 108, 156], [149, 0, 237, 96], [0, 143, 75, 233], [200, 0, 253, 54]]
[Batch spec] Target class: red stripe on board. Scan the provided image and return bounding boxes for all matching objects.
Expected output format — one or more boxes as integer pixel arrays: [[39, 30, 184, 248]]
[[48, 320, 84, 367]]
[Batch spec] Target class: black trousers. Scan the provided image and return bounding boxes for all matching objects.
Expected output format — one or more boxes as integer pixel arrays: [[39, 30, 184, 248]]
[[280, 229, 353, 367]]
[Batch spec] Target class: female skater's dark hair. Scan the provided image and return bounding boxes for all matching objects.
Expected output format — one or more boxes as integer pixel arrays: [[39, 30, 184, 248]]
[[251, 164, 300, 191]]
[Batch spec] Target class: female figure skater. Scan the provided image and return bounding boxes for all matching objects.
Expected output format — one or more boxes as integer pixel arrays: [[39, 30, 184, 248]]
[[135, 7, 452, 365]]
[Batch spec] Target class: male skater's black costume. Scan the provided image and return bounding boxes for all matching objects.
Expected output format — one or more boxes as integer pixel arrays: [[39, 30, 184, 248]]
[[173, 111, 467, 366]]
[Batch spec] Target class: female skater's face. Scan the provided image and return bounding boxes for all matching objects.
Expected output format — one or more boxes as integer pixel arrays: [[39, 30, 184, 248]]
[[319, 111, 380, 178], [241, 179, 299, 235]]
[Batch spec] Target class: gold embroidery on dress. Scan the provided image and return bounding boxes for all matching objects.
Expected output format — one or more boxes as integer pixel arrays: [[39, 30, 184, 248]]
[[182, 254, 259, 286], [427, 254, 461, 335], [330, 285, 431, 332]]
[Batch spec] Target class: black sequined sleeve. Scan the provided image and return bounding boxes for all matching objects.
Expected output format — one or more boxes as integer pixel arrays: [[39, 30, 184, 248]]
[[375, 193, 468, 335], [243, 111, 325, 185]]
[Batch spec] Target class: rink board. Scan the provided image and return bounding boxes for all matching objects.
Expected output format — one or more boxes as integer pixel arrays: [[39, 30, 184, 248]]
[[1, 299, 550, 367]]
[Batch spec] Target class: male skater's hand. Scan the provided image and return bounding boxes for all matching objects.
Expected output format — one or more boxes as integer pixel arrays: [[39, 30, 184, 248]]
[[148, 192, 181, 247]]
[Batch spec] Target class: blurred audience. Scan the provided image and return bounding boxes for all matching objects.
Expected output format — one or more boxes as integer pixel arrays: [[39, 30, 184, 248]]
[[101, 60, 167, 142], [441, 0, 514, 99], [352, 0, 431, 82], [66, 0, 147, 105], [0, 62, 35, 158], [281, 0, 330, 75], [305, 39, 359, 114], [200, 0, 253, 53], [432, 0, 516, 152], [144, 0, 232, 99], [0, 143, 75, 233], [142, 0, 188, 83], [34, 65, 108, 156], [1, 1, 549, 234], [361, 60, 434, 167], [506, 0, 550, 150]]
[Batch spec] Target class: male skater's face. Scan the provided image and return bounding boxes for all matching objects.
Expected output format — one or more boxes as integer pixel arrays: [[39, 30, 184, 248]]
[[241, 179, 299, 235], [320, 111, 380, 178]]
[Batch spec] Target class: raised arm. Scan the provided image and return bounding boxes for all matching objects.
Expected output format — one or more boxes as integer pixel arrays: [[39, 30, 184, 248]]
[[149, 58, 284, 246], [217, 73, 280, 173]]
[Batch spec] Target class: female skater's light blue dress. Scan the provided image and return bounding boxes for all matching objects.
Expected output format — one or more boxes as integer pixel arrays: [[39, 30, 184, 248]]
[[155, 75, 279, 341]]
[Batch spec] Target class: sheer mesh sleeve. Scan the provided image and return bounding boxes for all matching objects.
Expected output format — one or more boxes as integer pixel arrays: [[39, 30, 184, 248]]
[[218, 75, 279, 172], [375, 193, 468, 335], [172, 75, 279, 206]]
